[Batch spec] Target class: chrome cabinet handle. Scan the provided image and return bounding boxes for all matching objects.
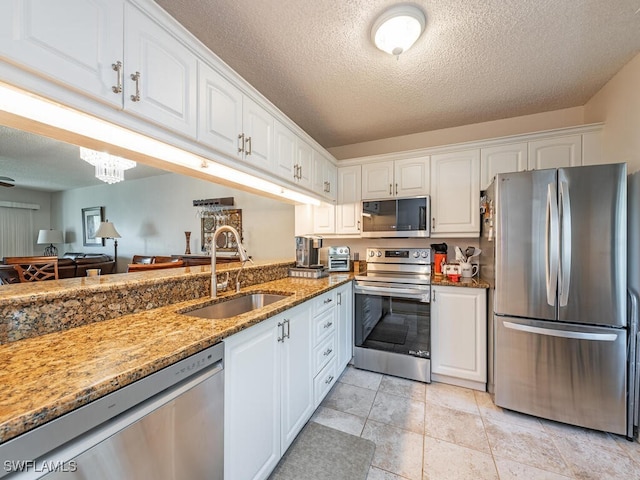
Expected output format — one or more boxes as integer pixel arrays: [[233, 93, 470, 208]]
[[245, 136, 252, 155], [389, 184, 392, 195], [395, 183, 398, 195], [277, 321, 285, 342], [431, 217, 435, 229], [238, 133, 245, 154], [323, 348, 333, 356], [111, 61, 123, 94], [323, 321, 333, 329], [323, 297, 333, 304], [285, 319, 290, 339], [337, 292, 342, 305], [130, 71, 141, 102], [325, 375, 334, 385], [357, 220, 361, 231], [293, 164, 299, 180], [432, 289, 436, 302]]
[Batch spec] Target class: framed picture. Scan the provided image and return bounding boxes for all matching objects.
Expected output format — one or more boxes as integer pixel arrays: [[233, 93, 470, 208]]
[[82, 206, 104, 246]]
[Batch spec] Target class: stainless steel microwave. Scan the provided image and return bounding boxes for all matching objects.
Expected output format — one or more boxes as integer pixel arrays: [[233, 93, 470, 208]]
[[361, 196, 430, 238]]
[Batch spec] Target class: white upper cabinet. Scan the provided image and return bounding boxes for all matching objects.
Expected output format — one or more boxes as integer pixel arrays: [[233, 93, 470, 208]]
[[480, 142, 528, 190], [336, 165, 362, 235], [124, 3, 198, 137], [430, 149, 480, 237], [296, 139, 313, 190], [394, 157, 430, 197], [198, 61, 244, 158], [362, 161, 394, 199], [528, 135, 582, 170], [198, 61, 274, 170], [361, 156, 429, 200], [242, 96, 275, 171], [312, 151, 337, 201], [0, 0, 124, 107], [274, 120, 315, 189]]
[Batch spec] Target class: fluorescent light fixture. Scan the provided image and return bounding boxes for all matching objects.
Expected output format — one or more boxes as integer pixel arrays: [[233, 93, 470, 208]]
[[0, 83, 321, 205], [372, 5, 426, 56]]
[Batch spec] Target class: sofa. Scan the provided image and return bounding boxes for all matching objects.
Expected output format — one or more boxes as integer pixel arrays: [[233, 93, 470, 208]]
[[58, 253, 116, 278]]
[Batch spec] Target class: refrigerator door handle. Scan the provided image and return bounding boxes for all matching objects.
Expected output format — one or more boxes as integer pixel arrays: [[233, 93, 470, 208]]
[[559, 181, 572, 307], [546, 183, 559, 306], [503, 321, 618, 341]]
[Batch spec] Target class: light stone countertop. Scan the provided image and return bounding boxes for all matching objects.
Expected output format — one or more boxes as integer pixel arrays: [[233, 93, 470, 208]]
[[0, 273, 352, 444]]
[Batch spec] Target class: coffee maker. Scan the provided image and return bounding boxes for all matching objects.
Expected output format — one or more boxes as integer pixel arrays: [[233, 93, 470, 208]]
[[295, 235, 323, 268]]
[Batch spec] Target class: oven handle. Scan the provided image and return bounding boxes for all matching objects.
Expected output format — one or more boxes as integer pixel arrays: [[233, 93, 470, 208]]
[[355, 284, 430, 302]]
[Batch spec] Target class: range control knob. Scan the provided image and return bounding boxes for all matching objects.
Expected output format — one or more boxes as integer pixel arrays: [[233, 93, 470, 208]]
[[413, 251, 419, 258], [421, 251, 428, 258], [376, 250, 382, 257], [369, 250, 375, 257]]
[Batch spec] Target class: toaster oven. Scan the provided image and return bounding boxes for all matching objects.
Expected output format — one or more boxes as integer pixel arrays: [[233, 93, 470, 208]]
[[327, 246, 351, 272]]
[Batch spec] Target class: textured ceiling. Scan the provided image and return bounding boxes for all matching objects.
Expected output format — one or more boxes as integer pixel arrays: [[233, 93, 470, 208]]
[[0, 127, 168, 192], [156, 0, 640, 148]]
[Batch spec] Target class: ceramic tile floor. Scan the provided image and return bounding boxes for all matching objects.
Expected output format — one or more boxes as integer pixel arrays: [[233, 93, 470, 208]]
[[310, 366, 640, 480]]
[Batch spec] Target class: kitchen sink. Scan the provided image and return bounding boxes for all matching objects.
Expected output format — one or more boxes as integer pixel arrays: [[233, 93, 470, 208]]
[[182, 293, 291, 319]]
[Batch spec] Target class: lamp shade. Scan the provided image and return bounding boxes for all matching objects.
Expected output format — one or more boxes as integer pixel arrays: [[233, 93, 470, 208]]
[[37, 229, 64, 244], [94, 221, 121, 239]]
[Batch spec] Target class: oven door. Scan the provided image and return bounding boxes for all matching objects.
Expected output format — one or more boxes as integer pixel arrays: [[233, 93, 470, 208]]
[[354, 281, 431, 382]]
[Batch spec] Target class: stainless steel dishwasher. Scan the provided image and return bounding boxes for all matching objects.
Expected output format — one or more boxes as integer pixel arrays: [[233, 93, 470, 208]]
[[1, 342, 223, 480]]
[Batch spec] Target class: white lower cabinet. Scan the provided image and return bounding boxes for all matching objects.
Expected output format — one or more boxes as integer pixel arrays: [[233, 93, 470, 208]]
[[336, 282, 353, 371], [224, 284, 351, 480], [431, 286, 487, 391], [224, 304, 312, 480]]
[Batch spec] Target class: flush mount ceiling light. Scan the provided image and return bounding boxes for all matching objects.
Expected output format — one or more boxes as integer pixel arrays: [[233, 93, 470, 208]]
[[79, 147, 137, 184], [372, 4, 426, 56]]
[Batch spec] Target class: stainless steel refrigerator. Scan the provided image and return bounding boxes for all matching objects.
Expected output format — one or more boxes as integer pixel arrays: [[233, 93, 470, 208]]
[[481, 163, 630, 436]]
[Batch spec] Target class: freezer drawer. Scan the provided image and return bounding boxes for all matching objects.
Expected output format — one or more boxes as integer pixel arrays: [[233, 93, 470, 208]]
[[495, 316, 627, 435]]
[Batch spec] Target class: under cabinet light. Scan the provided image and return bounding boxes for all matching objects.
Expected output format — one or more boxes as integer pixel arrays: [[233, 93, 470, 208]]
[[0, 83, 321, 205]]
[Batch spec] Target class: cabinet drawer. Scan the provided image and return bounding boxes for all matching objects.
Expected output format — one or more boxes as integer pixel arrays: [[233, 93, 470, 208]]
[[313, 334, 336, 375], [314, 357, 337, 407], [313, 290, 337, 315], [313, 308, 336, 345]]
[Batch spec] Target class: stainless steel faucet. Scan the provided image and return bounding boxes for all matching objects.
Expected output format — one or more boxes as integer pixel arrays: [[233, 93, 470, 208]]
[[211, 225, 250, 298]]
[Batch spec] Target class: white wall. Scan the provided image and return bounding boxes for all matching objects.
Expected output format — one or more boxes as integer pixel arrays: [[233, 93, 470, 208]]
[[52, 173, 295, 271], [584, 52, 640, 173], [328, 107, 585, 160]]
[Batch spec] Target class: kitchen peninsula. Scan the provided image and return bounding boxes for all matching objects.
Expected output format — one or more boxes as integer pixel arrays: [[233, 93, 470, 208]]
[[0, 261, 352, 445]]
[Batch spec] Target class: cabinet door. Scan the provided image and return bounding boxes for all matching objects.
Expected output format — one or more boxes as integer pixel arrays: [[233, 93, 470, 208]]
[[431, 286, 487, 383], [124, 3, 197, 138], [430, 150, 480, 236], [336, 283, 353, 371], [274, 121, 297, 181], [528, 135, 582, 170], [224, 317, 280, 480], [0, 0, 124, 107], [313, 204, 335, 234], [280, 307, 314, 452], [362, 161, 394, 200], [394, 156, 430, 197], [296, 138, 313, 189], [243, 96, 274, 171], [336, 165, 362, 234], [480, 143, 527, 190], [198, 61, 243, 158]]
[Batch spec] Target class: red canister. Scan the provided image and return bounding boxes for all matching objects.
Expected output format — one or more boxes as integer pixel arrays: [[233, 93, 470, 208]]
[[433, 252, 447, 275]]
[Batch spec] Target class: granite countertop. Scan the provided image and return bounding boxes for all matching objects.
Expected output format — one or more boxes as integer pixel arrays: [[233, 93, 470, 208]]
[[0, 273, 352, 444], [431, 275, 490, 289]]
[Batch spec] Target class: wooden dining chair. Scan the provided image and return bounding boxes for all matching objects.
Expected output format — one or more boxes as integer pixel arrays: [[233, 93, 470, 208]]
[[3, 256, 59, 282]]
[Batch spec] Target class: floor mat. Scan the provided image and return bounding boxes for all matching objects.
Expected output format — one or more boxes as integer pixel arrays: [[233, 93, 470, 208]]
[[268, 422, 375, 480]]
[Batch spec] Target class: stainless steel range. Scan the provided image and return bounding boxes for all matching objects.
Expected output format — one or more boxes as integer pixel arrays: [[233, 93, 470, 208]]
[[354, 248, 431, 383]]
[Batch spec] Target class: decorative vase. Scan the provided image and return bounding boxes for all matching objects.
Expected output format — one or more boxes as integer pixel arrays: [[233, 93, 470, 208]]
[[184, 231, 191, 255]]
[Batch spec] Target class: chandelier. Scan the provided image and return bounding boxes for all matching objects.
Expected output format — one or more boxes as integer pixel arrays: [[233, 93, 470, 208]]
[[79, 147, 137, 184]]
